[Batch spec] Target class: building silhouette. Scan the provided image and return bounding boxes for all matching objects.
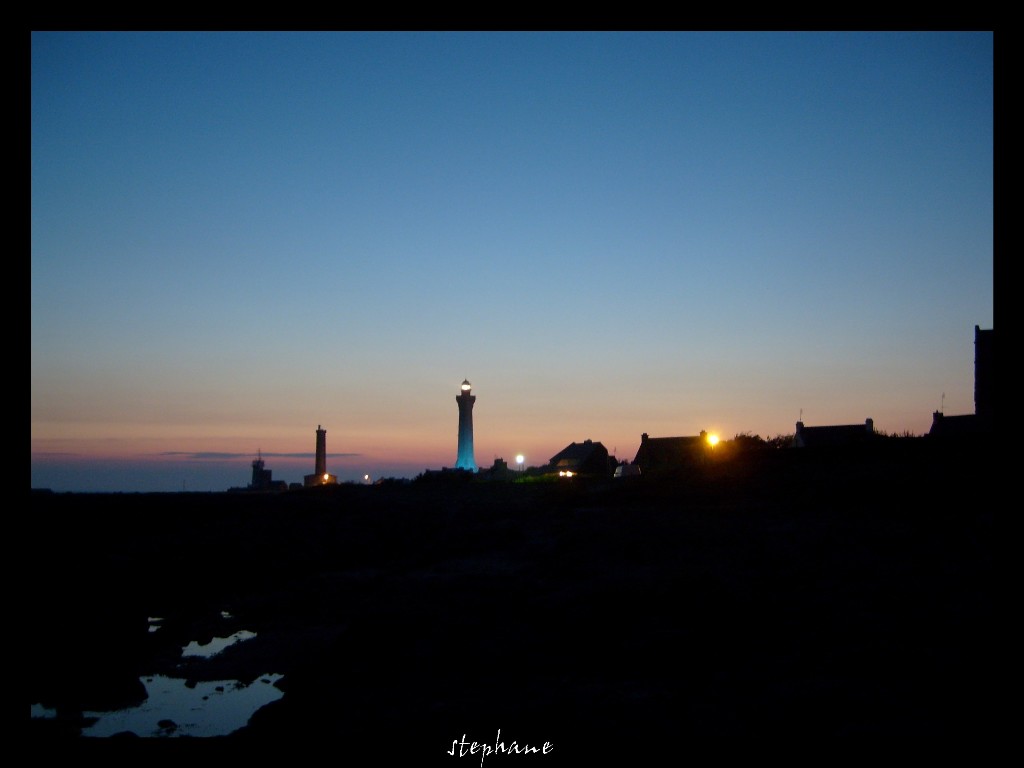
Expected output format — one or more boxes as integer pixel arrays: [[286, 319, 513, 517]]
[[974, 324, 993, 424], [303, 424, 338, 486], [226, 450, 286, 493], [250, 450, 272, 489], [794, 418, 875, 448], [929, 324, 994, 438], [454, 380, 477, 472], [632, 432, 710, 475], [477, 457, 515, 481], [547, 439, 613, 478]]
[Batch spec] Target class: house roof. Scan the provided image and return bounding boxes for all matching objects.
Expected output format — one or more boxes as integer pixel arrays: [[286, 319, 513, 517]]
[[794, 420, 874, 448], [632, 432, 708, 465], [549, 439, 608, 469]]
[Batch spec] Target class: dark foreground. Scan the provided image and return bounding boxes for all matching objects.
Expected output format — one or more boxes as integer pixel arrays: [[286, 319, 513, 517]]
[[28, 442, 997, 763]]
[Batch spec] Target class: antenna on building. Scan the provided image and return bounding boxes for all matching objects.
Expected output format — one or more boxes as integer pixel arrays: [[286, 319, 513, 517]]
[[798, 408, 802, 422], [940, 392, 945, 414]]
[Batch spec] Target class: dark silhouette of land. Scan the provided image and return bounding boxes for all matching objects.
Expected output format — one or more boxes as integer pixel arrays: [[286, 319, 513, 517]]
[[28, 439, 995, 763]]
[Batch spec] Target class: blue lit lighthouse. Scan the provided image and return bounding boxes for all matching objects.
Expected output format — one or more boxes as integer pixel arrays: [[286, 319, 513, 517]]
[[454, 379, 477, 472]]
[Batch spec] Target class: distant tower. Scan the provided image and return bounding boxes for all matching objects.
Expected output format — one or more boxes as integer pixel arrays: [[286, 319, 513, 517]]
[[304, 424, 337, 486], [250, 449, 272, 490], [455, 379, 477, 472], [251, 450, 265, 486], [315, 425, 327, 476]]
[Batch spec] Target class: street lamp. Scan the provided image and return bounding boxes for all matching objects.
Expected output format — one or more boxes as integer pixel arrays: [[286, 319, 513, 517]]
[[515, 454, 525, 476]]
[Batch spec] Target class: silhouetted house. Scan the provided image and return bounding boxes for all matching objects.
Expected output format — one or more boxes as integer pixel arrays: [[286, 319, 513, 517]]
[[793, 419, 874, 448], [478, 457, 516, 481], [632, 432, 709, 475], [547, 439, 613, 478], [929, 325, 994, 439]]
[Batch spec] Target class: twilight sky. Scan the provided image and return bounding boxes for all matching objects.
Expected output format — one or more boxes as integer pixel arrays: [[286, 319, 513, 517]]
[[31, 31, 994, 492]]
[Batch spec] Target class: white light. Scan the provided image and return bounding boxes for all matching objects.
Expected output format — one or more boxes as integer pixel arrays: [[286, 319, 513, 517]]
[[515, 454, 524, 464]]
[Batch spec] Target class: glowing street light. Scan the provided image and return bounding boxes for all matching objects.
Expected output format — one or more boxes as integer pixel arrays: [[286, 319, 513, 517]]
[[515, 454, 525, 475]]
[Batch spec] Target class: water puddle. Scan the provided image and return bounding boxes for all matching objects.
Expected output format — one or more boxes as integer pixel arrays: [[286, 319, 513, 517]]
[[182, 630, 257, 658], [32, 612, 283, 737], [79, 674, 283, 737], [32, 703, 57, 718]]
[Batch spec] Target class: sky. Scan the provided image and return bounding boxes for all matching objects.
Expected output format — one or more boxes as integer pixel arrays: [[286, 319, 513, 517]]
[[31, 31, 994, 492]]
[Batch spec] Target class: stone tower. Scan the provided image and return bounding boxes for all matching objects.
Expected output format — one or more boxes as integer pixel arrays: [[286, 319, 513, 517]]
[[454, 380, 477, 472], [304, 424, 337, 486]]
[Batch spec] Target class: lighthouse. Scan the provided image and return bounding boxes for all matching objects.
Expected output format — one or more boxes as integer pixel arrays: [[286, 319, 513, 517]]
[[304, 424, 338, 486], [314, 424, 327, 476], [454, 379, 477, 472]]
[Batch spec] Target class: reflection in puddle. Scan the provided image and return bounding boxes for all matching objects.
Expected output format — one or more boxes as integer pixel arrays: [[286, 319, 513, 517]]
[[78, 674, 283, 737], [32, 612, 279, 738], [182, 630, 257, 658], [31, 703, 57, 718]]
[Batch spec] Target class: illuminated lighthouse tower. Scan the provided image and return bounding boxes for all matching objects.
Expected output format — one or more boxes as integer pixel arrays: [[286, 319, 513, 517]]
[[304, 424, 338, 486], [454, 379, 477, 472]]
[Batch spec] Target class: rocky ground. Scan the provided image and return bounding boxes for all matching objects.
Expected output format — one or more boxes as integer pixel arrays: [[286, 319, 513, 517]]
[[28, 441, 997, 763]]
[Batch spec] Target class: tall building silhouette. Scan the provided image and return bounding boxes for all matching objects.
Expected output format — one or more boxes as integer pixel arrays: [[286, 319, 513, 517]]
[[250, 450, 272, 490], [929, 324, 994, 438], [974, 324, 993, 425], [454, 379, 477, 472], [314, 425, 327, 476], [304, 424, 338, 486]]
